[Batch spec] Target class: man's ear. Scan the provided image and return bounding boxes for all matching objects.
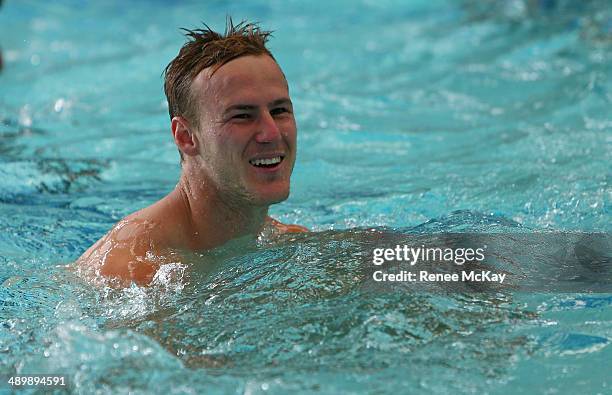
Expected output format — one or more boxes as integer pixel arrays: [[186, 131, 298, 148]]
[[171, 116, 198, 157]]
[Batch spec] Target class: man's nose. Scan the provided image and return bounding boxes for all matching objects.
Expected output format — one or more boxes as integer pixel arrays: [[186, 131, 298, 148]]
[[255, 111, 282, 143]]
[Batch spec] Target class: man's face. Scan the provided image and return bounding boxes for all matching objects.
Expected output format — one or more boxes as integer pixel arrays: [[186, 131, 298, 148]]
[[190, 55, 297, 206]]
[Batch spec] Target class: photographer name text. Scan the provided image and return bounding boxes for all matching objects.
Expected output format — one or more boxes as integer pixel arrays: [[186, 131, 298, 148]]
[[372, 270, 506, 284]]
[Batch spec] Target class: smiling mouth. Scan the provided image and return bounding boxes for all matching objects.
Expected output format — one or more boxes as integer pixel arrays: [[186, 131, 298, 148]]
[[249, 156, 284, 168]]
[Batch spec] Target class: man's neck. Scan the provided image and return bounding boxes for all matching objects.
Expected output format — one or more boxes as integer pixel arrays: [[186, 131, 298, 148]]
[[169, 171, 269, 251]]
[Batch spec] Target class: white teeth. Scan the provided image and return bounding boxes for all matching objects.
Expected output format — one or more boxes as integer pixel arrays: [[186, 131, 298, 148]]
[[250, 156, 282, 166]]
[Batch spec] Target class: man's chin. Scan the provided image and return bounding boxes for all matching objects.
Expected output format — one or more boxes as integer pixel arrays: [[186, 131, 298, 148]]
[[255, 191, 290, 206], [248, 186, 290, 206]]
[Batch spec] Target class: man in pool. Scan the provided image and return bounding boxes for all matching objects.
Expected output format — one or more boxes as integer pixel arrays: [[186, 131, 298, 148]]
[[77, 20, 306, 285]]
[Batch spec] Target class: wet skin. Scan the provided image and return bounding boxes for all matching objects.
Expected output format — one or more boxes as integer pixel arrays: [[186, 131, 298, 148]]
[[77, 55, 307, 285]]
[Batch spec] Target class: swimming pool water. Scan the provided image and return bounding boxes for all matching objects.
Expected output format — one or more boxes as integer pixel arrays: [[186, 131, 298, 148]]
[[1, 0, 610, 393]]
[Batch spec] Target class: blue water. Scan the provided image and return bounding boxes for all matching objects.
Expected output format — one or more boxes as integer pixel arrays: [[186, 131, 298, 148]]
[[1, 0, 610, 393]]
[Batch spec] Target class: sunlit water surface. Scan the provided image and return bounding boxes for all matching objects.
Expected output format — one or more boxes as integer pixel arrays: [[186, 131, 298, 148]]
[[1, 0, 610, 393]]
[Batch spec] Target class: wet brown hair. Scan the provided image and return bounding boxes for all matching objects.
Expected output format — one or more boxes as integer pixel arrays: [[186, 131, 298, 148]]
[[163, 19, 274, 129]]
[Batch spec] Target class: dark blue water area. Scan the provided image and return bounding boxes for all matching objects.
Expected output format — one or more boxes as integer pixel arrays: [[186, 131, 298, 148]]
[[542, 332, 608, 352], [557, 295, 612, 309]]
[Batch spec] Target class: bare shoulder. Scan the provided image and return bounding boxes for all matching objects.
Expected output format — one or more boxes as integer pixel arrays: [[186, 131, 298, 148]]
[[76, 216, 164, 286], [267, 217, 309, 233]]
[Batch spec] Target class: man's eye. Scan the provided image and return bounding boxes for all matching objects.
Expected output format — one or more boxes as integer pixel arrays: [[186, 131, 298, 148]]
[[271, 107, 290, 116], [232, 113, 251, 120]]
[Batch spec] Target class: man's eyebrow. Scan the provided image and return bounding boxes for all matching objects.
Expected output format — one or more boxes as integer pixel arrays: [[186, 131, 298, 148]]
[[269, 98, 293, 107]]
